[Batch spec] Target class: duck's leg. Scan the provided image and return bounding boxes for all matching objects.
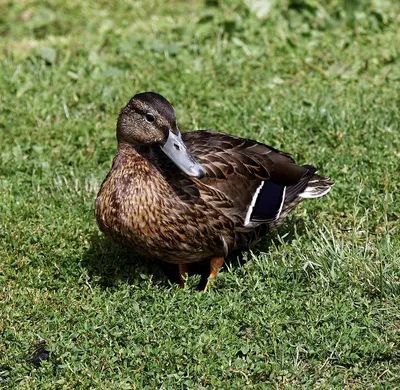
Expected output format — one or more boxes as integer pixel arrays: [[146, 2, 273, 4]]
[[203, 257, 224, 292], [178, 263, 188, 288]]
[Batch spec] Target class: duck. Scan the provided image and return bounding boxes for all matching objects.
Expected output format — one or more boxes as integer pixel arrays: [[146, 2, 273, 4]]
[[95, 92, 333, 289]]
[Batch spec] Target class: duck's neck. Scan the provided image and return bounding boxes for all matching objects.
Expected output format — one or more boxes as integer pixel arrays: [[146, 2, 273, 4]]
[[118, 142, 161, 161], [114, 142, 166, 178]]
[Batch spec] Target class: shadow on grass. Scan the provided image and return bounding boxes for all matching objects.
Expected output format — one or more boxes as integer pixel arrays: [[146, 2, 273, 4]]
[[81, 233, 173, 289], [81, 217, 306, 290]]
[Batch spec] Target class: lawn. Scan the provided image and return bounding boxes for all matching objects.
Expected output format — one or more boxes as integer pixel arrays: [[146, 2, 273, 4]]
[[1, 0, 400, 388]]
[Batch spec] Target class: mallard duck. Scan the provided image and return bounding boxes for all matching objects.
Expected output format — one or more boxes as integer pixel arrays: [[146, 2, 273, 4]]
[[95, 92, 333, 289]]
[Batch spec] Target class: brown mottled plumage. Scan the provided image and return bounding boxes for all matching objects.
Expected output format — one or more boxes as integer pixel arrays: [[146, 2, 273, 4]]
[[95, 92, 333, 288]]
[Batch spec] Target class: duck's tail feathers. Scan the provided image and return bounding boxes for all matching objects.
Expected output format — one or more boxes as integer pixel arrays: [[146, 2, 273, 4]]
[[299, 166, 334, 199]]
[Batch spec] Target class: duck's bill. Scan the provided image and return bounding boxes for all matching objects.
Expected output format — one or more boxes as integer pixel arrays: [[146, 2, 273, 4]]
[[161, 131, 206, 179]]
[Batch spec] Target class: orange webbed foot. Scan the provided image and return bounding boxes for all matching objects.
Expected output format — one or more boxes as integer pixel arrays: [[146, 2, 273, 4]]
[[203, 257, 224, 292]]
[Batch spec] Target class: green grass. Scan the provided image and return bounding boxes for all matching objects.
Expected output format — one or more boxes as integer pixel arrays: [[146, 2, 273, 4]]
[[1, 0, 400, 388]]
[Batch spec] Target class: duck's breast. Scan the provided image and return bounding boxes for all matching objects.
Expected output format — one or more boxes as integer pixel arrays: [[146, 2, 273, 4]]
[[95, 148, 173, 244]]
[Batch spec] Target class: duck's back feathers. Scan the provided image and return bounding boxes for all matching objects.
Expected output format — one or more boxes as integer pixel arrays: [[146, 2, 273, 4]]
[[182, 130, 333, 228]]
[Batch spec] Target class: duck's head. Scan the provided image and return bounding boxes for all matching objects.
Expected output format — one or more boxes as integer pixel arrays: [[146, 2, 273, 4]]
[[117, 92, 205, 179]]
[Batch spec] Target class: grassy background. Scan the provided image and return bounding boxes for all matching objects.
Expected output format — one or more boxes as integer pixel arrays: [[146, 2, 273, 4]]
[[1, 0, 400, 388]]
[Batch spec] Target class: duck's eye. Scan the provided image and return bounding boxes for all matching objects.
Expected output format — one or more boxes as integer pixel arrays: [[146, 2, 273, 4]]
[[145, 113, 155, 123]]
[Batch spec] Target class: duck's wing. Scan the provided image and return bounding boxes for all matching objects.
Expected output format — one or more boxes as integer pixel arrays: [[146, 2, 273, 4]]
[[182, 130, 332, 226]]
